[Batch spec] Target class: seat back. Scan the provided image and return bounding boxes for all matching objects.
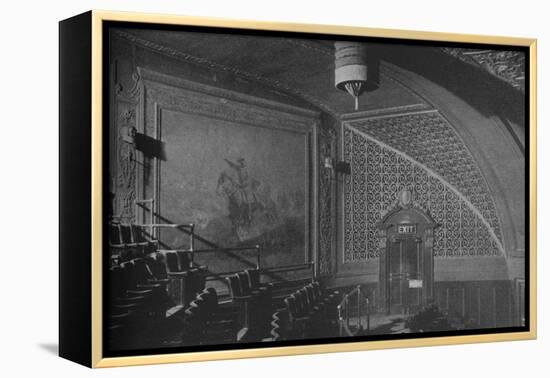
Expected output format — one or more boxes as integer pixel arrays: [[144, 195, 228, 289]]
[[131, 224, 146, 243], [109, 266, 125, 300], [147, 253, 168, 279], [305, 284, 317, 303], [109, 224, 122, 245], [177, 251, 192, 271], [190, 295, 207, 319], [299, 287, 314, 313], [165, 252, 180, 273], [190, 268, 206, 292], [132, 258, 153, 284], [312, 281, 323, 299], [295, 290, 307, 315], [119, 224, 134, 244], [237, 272, 251, 295], [226, 275, 242, 298], [245, 269, 261, 289], [198, 289, 217, 315], [204, 287, 218, 308], [285, 295, 298, 319], [109, 311, 132, 326], [182, 307, 202, 345], [120, 261, 137, 289], [198, 290, 218, 315], [304, 286, 315, 307]]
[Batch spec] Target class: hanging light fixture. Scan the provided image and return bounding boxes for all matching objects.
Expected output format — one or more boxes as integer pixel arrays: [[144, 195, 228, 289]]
[[334, 41, 368, 111]]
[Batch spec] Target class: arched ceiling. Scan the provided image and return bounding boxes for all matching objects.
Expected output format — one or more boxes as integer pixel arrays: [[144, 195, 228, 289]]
[[115, 29, 427, 116], [116, 28, 525, 119]]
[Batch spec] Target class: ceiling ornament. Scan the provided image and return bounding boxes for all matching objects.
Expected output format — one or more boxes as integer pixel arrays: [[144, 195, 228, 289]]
[[441, 47, 525, 92], [334, 42, 379, 111]]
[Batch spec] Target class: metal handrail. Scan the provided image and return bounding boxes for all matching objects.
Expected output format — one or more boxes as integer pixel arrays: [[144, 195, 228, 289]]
[[130, 199, 316, 282], [262, 261, 315, 282], [204, 261, 315, 285], [133, 223, 195, 228], [134, 222, 196, 253], [192, 245, 261, 269], [266, 262, 314, 271], [337, 285, 370, 337]]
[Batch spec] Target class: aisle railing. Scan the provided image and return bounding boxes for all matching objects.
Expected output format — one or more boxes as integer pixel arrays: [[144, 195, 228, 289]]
[[337, 285, 370, 337], [132, 198, 315, 284]]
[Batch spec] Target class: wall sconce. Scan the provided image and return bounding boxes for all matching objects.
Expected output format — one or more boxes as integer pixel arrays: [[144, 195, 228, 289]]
[[119, 125, 137, 145], [325, 157, 351, 179], [324, 156, 334, 170]]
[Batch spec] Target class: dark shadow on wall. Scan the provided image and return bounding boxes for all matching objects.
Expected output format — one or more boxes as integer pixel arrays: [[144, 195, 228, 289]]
[[380, 45, 525, 152]]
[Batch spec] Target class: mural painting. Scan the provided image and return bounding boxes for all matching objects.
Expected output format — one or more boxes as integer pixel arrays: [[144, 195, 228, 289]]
[[159, 110, 307, 271]]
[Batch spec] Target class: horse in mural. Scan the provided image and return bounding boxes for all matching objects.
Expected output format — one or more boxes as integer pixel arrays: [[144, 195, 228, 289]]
[[216, 158, 278, 240]]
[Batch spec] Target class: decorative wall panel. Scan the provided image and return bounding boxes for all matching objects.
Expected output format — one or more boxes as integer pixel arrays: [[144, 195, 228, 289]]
[[343, 123, 503, 262], [318, 121, 337, 275], [112, 102, 138, 222], [349, 111, 503, 244]]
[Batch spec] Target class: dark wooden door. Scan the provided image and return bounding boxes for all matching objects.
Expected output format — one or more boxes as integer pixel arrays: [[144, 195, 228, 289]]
[[388, 237, 422, 313]]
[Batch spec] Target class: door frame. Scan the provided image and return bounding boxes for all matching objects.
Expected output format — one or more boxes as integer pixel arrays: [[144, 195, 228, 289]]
[[387, 235, 424, 314], [377, 189, 439, 314]]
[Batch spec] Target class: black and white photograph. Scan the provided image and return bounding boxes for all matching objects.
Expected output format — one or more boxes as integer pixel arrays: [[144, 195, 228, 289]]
[[105, 22, 529, 356], [5, 0, 550, 375]]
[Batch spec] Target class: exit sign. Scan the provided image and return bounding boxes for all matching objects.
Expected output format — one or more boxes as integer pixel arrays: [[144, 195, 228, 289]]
[[398, 224, 416, 234]]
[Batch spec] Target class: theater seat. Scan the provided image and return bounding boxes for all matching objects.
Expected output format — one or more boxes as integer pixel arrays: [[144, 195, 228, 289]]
[[131, 224, 156, 254], [181, 288, 221, 346], [284, 295, 308, 338], [279, 280, 341, 340]]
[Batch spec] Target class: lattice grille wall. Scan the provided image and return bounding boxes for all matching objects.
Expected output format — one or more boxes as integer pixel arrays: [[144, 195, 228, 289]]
[[343, 126, 502, 262], [350, 111, 503, 244]]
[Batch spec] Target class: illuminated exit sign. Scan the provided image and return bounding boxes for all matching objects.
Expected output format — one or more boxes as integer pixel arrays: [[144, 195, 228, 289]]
[[397, 224, 416, 234]]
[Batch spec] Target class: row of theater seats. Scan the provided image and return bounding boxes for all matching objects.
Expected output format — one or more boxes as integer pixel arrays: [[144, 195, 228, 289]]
[[181, 288, 240, 346], [225, 269, 273, 342], [108, 257, 168, 350], [108, 251, 208, 350], [267, 282, 340, 341], [224, 270, 339, 342], [109, 223, 157, 263], [110, 220, 208, 302], [109, 262, 340, 348], [108, 223, 341, 348], [182, 269, 304, 347]]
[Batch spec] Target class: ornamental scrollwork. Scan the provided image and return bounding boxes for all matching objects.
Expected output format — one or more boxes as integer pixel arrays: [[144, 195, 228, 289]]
[[441, 48, 525, 92], [318, 122, 337, 275], [343, 122, 502, 262], [116, 108, 137, 222]]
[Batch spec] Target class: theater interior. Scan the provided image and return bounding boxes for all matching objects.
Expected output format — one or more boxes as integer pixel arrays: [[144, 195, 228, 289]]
[[106, 26, 527, 352]]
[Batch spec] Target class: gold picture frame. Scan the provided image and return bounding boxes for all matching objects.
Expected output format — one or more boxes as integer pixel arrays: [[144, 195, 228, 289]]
[[59, 10, 537, 368]]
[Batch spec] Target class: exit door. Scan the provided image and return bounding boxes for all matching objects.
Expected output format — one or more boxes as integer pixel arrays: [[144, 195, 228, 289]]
[[388, 237, 422, 314]]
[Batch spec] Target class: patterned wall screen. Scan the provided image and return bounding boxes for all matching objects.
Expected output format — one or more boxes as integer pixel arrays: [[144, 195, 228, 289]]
[[318, 122, 337, 275], [343, 114, 504, 262]]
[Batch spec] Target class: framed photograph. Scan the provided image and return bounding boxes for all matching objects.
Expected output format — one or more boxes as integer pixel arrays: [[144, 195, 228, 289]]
[[59, 10, 537, 368]]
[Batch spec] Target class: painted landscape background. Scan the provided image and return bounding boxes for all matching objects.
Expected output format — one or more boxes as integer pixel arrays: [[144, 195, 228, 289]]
[[160, 110, 308, 272]]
